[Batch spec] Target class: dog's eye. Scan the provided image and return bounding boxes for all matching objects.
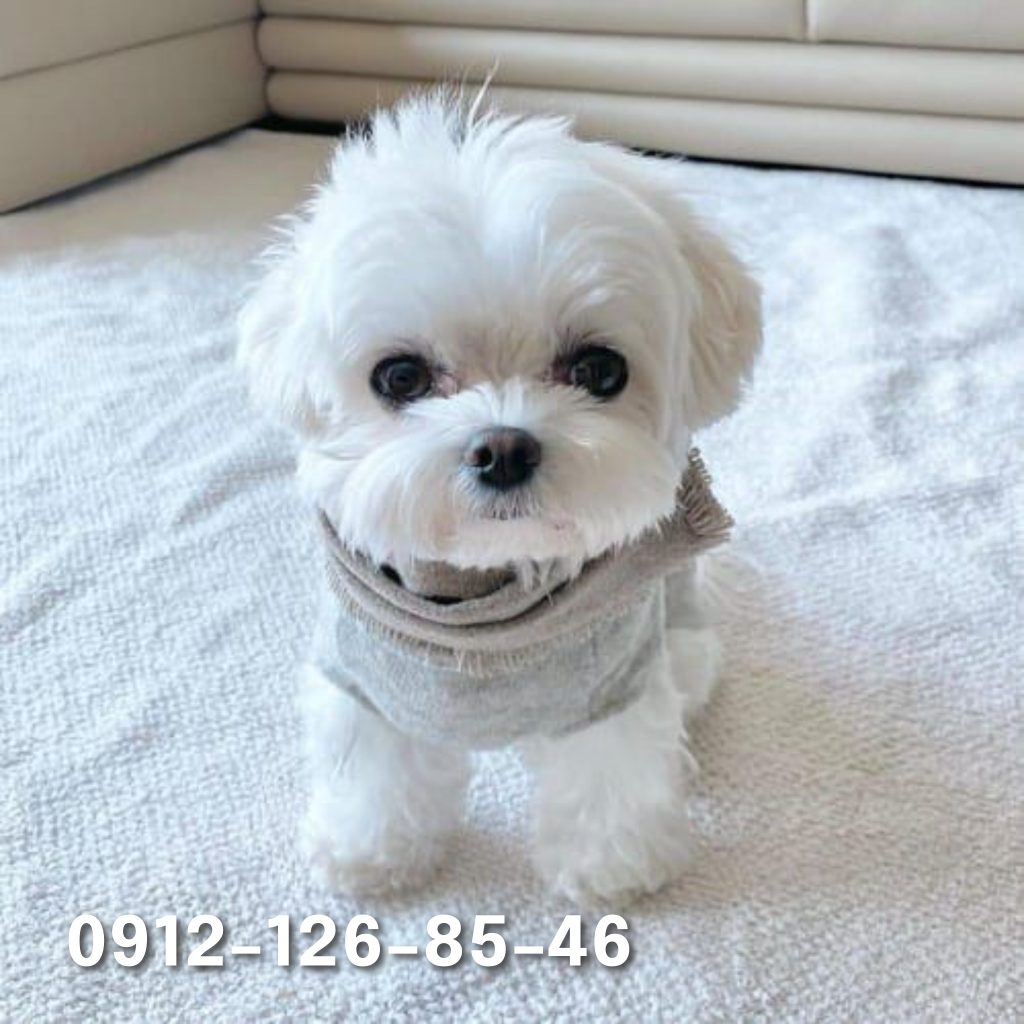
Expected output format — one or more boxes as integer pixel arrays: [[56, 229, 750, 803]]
[[371, 355, 433, 404], [558, 345, 629, 400]]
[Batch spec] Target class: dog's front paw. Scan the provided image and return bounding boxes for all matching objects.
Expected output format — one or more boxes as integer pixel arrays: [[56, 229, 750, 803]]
[[533, 807, 694, 905], [301, 790, 450, 897], [301, 809, 446, 896]]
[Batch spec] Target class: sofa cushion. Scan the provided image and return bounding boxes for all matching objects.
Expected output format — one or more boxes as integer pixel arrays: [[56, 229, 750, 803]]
[[809, 0, 1024, 51], [268, 71, 1024, 185], [259, 19, 1024, 120], [261, 0, 806, 40], [0, 24, 265, 212], [0, 0, 257, 80]]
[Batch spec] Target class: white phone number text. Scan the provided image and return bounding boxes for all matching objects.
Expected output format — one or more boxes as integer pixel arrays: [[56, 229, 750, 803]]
[[68, 913, 630, 968]]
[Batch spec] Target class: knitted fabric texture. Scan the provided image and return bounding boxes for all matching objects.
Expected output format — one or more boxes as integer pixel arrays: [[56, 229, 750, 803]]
[[311, 450, 732, 747]]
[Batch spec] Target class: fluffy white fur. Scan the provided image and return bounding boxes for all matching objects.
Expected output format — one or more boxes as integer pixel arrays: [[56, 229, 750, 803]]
[[238, 93, 760, 903]]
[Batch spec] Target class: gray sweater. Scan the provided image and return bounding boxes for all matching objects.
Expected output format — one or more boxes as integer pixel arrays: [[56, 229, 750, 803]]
[[311, 451, 732, 748]]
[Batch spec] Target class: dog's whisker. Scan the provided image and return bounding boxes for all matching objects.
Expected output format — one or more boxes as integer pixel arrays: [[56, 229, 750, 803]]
[[328, 728, 360, 782], [311, 446, 361, 463]]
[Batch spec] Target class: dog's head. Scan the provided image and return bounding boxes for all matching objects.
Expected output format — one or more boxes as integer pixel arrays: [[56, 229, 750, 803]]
[[239, 94, 760, 570]]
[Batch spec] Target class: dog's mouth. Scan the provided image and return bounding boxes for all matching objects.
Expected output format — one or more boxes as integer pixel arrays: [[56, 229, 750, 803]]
[[477, 505, 573, 533], [437, 505, 582, 569], [473, 487, 537, 523], [483, 506, 528, 522]]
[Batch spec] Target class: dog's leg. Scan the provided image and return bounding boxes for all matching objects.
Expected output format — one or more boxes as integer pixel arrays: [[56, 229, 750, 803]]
[[665, 558, 723, 719], [300, 666, 470, 895], [522, 649, 698, 904], [667, 624, 722, 719]]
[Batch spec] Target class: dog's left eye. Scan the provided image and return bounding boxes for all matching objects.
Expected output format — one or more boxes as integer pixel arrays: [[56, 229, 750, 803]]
[[371, 355, 433, 404], [556, 345, 629, 400]]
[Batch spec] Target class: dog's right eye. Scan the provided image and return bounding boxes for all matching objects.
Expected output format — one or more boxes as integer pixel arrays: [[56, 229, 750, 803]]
[[370, 355, 433, 404], [554, 344, 629, 400]]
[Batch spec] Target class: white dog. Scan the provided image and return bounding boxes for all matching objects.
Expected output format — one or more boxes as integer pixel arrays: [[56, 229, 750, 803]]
[[238, 93, 760, 903]]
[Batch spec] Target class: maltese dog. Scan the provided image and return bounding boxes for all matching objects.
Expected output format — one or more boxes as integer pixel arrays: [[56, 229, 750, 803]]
[[238, 92, 761, 903]]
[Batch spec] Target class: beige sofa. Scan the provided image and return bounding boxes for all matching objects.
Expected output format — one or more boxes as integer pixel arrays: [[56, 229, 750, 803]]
[[3, 1, 1023, 211], [0, 0, 266, 211]]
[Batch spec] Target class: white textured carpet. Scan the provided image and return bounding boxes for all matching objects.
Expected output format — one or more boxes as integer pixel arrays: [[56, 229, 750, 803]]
[[2, 130, 1021, 1022]]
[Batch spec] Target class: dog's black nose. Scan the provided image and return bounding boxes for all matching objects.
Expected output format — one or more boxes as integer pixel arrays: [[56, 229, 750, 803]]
[[464, 427, 541, 490]]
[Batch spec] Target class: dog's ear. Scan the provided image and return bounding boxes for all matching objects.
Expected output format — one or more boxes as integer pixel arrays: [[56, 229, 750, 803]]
[[588, 145, 762, 431], [673, 213, 762, 429], [237, 250, 325, 435]]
